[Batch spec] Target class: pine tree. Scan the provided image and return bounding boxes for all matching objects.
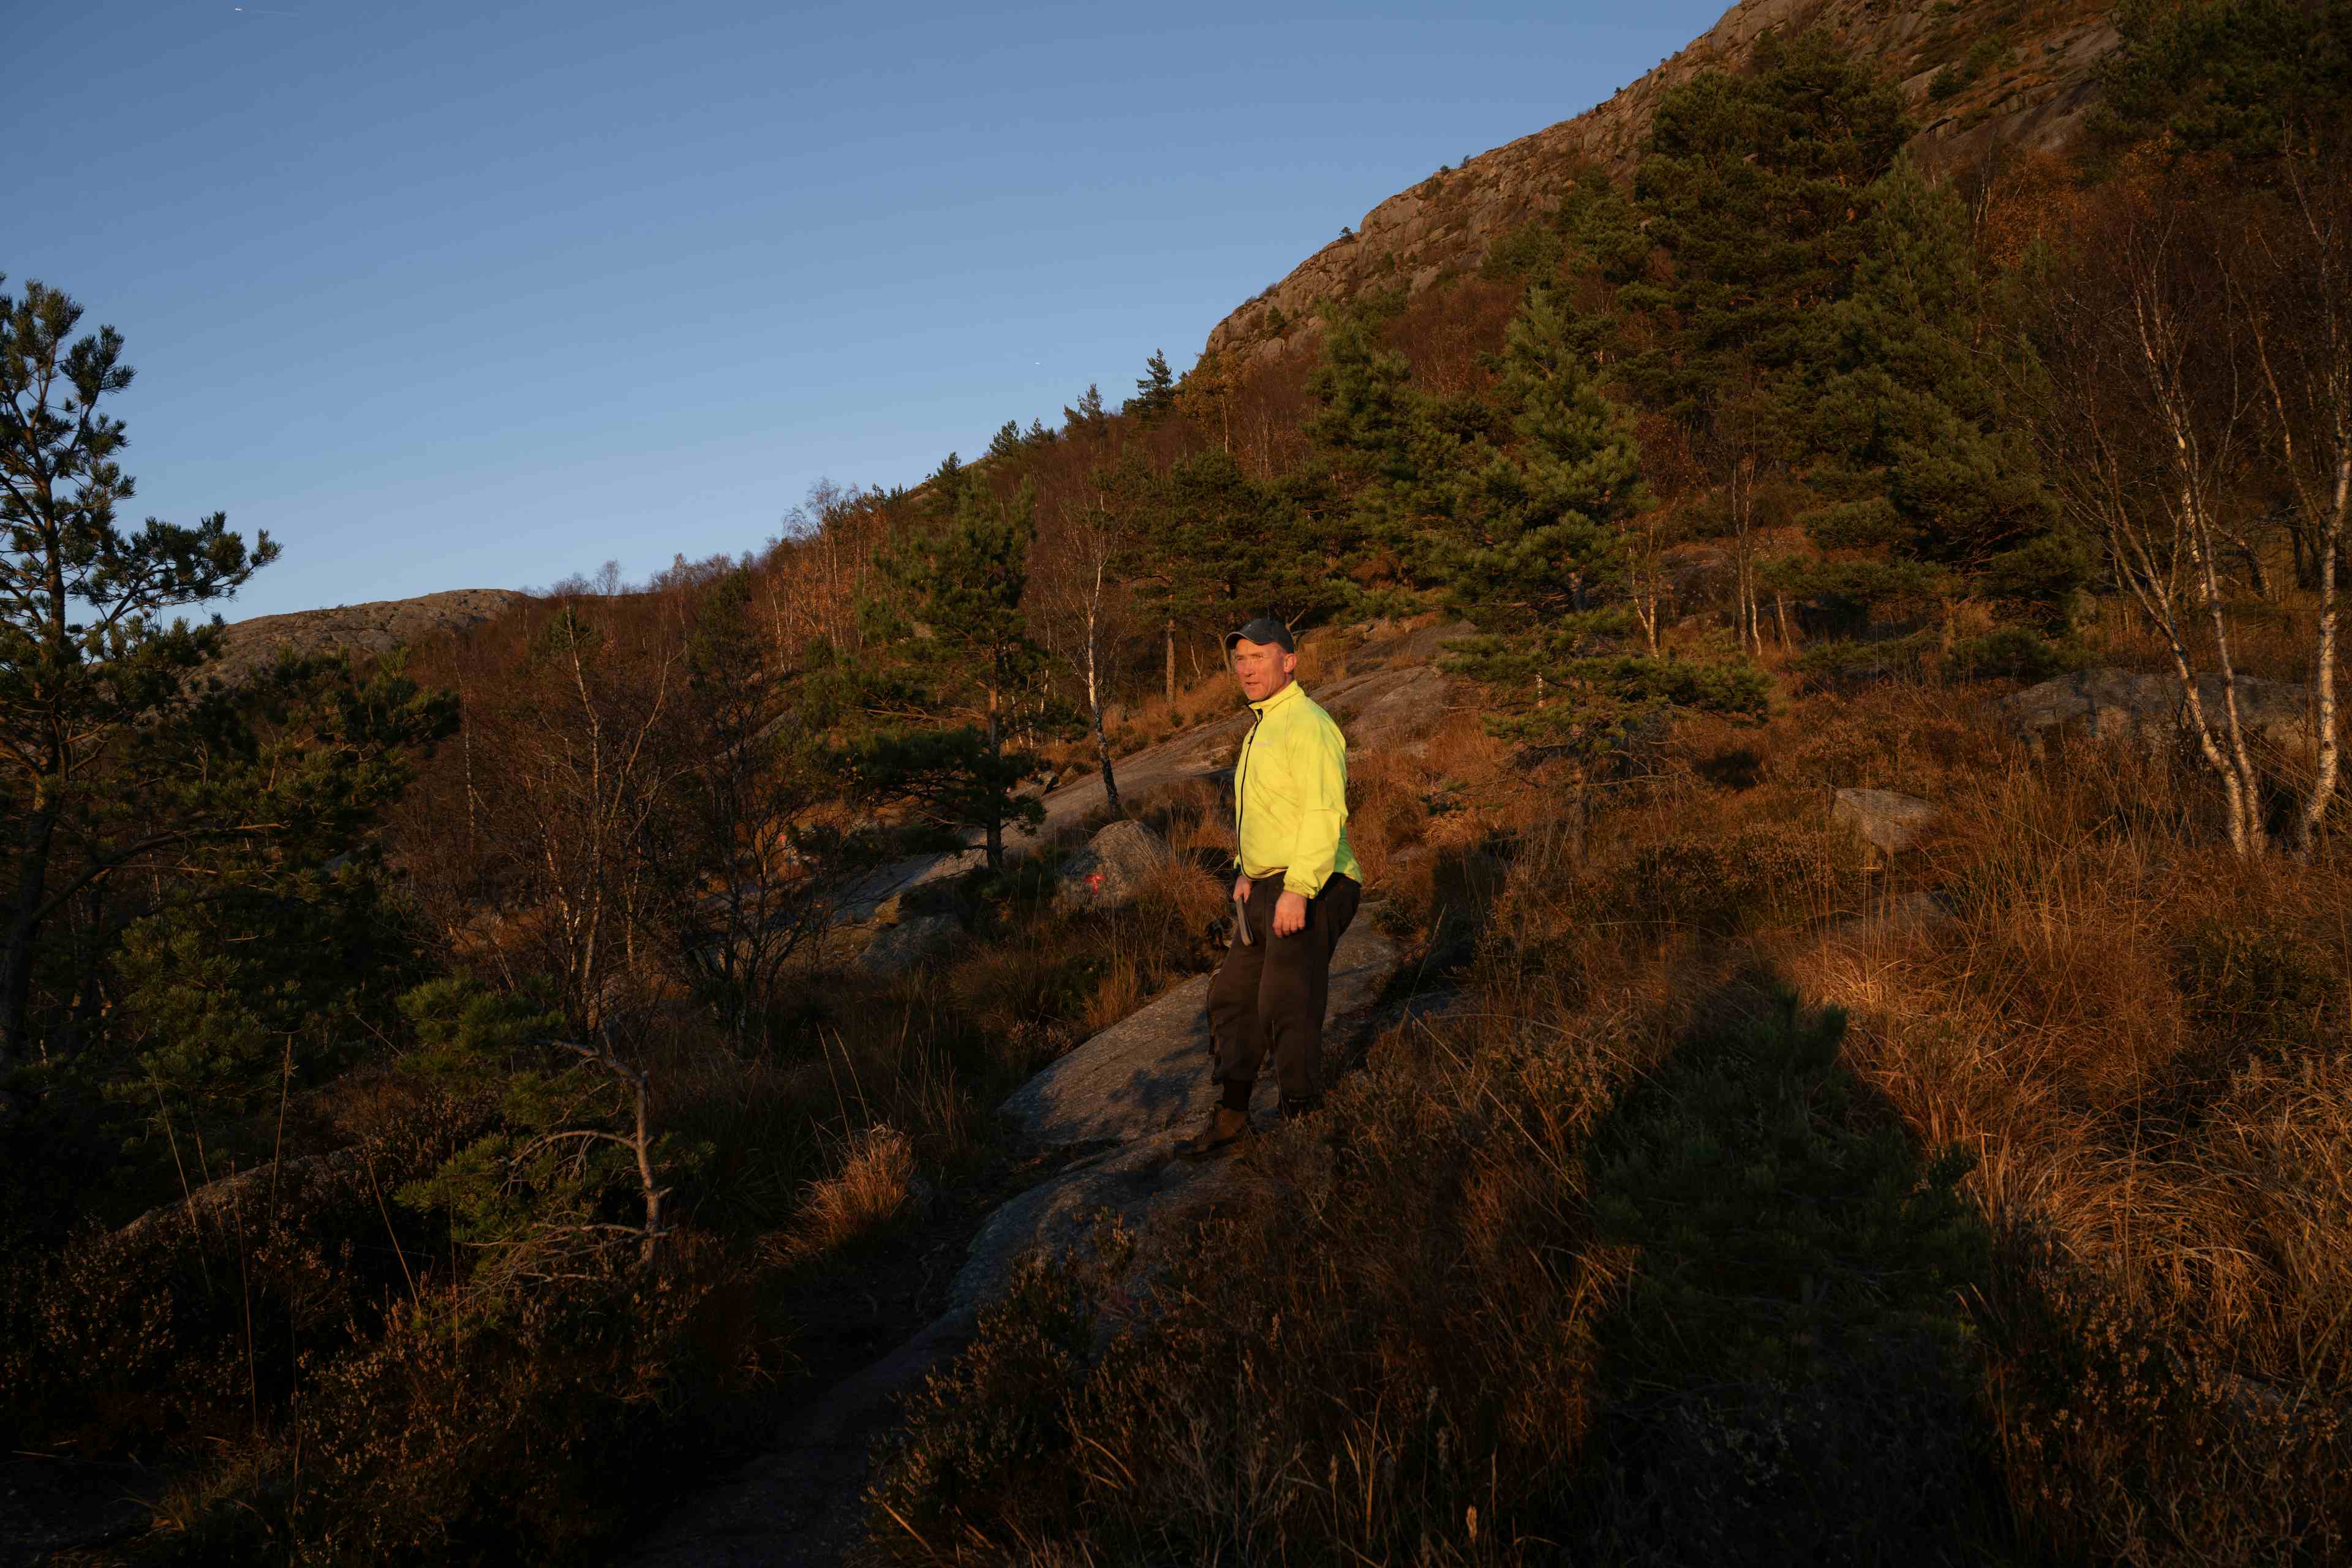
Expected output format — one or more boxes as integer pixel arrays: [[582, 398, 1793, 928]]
[[925, 450, 969, 518], [1622, 36, 2077, 678], [1621, 32, 1909, 420], [2097, 0, 2352, 173], [986, 420, 1024, 462], [115, 653, 456, 1133], [1099, 450, 1224, 704], [637, 570, 873, 1042], [1130, 349, 1175, 423], [1787, 158, 2083, 658], [1447, 287, 1646, 630], [1093, 452, 1188, 706], [1063, 383, 1107, 441], [849, 480, 1050, 873], [1099, 447, 1335, 702], [1442, 286, 1767, 750], [1304, 313, 1473, 587], [0, 279, 281, 1063]]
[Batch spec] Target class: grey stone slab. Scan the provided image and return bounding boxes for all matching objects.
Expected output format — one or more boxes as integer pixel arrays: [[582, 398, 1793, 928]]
[[835, 847, 985, 925], [997, 919, 1396, 1149], [851, 912, 959, 977], [947, 1129, 1245, 1321]]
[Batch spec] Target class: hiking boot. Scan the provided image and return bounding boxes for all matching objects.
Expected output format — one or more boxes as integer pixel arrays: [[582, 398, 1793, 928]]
[[1175, 1106, 1252, 1159], [1277, 1095, 1321, 1123]]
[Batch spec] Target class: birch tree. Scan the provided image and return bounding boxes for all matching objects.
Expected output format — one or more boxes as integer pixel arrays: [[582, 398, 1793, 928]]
[[2031, 187, 2272, 854], [2241, 152, 2351, 854]]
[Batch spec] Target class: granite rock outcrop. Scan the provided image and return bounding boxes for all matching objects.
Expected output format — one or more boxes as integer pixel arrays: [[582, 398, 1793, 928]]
[[1205, 0, 2121, 368]]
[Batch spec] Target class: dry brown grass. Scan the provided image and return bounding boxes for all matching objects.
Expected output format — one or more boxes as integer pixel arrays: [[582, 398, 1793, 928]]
[[869, 669, 2352, 1566], [791, 1124, 921, 1257], [1133, 775, 1233, 864], [866, 1003, 1638, 1566], [1776, 699, 2352, 1562]]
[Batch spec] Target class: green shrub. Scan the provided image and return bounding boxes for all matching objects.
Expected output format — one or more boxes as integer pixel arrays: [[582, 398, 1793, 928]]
[[276, 1243, 752, 1564], [0, 1087, 478, 1461], [1480, 220, 1566, 281], [2176, 918, 2340, 1057], [1948, 626, 2083, 683]]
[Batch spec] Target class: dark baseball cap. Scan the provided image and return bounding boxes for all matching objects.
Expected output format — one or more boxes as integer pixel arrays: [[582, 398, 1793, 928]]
[[1223, 616, 1296, 653]]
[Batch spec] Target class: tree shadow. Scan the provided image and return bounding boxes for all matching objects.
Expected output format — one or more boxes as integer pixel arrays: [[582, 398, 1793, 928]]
[[1569, 959, 2015, 1566]]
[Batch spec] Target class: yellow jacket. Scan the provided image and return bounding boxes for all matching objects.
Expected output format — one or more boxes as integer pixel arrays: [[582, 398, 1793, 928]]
[[1234, 679, 1361, 899]]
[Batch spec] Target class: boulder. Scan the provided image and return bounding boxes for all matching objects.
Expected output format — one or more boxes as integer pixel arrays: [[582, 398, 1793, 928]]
[[2003, 668, 2317, 757], [997, 917, 1396, 1150], [852, 912, 959, 977], [1054, 820, 1175, 914], [1833, 788, 1940, 854]]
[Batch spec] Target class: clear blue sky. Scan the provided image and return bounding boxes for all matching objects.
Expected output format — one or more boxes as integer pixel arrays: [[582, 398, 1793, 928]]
[[12, 0, 1729, 620]]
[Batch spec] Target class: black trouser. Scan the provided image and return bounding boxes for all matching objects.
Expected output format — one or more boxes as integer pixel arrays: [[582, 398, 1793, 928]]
[[1206, 872, 1362, 1104]]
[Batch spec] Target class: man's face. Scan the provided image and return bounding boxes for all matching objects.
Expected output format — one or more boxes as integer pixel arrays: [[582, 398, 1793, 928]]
[[1231, 636, 1298, 703]]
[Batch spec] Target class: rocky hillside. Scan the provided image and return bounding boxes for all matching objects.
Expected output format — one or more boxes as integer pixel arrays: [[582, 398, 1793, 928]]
[[1205, 0, 2119, 368], [213, 587, 526, 685]]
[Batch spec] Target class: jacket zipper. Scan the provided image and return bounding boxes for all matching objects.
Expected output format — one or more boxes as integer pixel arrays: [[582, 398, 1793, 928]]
[[1236, 707, 1265, 876]]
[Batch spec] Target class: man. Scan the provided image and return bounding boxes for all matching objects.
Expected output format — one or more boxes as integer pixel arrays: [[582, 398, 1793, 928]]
[[1178, 616, 1362, 1158]]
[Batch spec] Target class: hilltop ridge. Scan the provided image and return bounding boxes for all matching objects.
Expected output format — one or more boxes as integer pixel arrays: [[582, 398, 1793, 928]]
[[1205, 0, 2119, 367], [212, 587, 526, 684]]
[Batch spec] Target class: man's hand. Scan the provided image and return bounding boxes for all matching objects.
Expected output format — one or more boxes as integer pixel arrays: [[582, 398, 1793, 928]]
[[1232, 873, 1252, 905], [1273, 890, 1309, 938]]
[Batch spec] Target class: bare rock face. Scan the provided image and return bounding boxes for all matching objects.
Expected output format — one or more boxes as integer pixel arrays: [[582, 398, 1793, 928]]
[[852, 911, 960, 977], [1054, 819, 1177, 914], [835, 848, 988, 927], [1324, 662, 1452, 751], [946, 1129, 1208, 1320], [1833, 788, 1940, 854], [997, 917, 1395, 1150], [957, 916, 1396, 1317], [213, 588, 527, 685], [2003, 669, 2319, 757], [1205, 1, 2122, 367]]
